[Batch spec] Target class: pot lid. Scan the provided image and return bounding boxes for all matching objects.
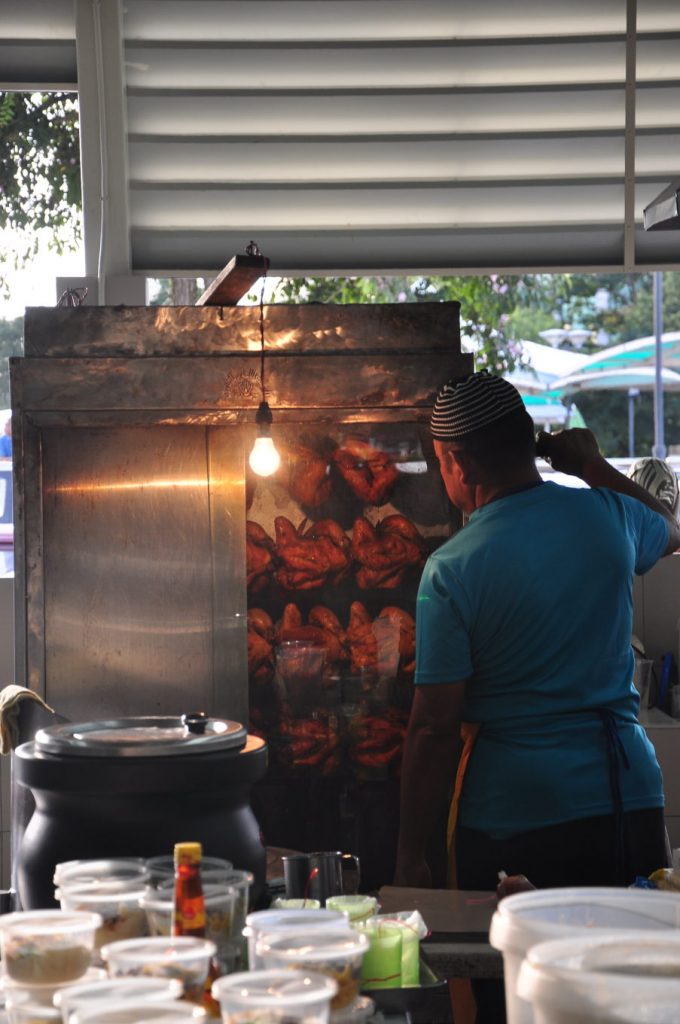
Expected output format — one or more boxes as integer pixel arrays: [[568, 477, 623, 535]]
[[34, 713, 247, 758]]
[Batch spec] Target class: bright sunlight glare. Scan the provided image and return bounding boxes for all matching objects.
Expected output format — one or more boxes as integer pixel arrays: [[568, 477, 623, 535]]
[[0, 228, 86, 320]]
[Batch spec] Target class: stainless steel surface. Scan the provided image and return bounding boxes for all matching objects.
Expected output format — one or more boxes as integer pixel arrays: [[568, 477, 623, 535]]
[[38, 424, 247, 722], [14, 355, 455, 414], [22, 304, 460, 357], [34, 715, 247, 757]]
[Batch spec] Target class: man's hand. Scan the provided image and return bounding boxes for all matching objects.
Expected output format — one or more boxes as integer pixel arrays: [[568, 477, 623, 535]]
[[536, 427, 603, 479], [537, 427, 680, 555]]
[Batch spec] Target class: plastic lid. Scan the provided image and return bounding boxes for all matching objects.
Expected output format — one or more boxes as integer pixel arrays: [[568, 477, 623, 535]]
[[245, 909, 345, 929], [212, 969, 337, 1007], [326, 895, 378, 920], [490, 886, 680, 956], [54, 977, 184, 1009], [0, 910, 103, 936], [55, 859, 148, 887], [257, 928, 369, 963], [34, 716, 247, 758], [100, 936, 217, 965], [71, 1002, 204, 1024]]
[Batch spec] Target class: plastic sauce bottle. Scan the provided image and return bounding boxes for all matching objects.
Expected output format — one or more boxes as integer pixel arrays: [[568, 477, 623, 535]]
[[172, 842, 220, 1018], [172, 841, 206, 938]]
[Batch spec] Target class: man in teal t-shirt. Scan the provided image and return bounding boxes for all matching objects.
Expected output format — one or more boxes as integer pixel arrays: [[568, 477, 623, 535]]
[[394, 371, 680, 1021]]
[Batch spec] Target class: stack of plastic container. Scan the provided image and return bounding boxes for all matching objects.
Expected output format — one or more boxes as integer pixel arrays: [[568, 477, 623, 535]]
[[490, 886, 680, 1024]]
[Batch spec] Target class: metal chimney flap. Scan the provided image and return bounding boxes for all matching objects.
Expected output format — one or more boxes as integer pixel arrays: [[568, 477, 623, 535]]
[[643, 182, 680, 231]]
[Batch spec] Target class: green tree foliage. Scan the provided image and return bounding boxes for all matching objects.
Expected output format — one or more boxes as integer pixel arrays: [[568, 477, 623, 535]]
[[0, 317, 24, 408], [0, 91, 81, 266], [276, 273, 538, 374]]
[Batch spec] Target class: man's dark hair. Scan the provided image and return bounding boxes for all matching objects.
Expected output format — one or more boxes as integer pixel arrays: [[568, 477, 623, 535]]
[[453, 408, 537, 474]]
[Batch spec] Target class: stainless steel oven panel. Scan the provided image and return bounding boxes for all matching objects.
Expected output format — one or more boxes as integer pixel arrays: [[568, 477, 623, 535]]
[[38, 424, 246, 723]]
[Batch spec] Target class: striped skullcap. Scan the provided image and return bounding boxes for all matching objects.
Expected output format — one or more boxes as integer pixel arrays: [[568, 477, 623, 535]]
[[430, 371, 526, 440]]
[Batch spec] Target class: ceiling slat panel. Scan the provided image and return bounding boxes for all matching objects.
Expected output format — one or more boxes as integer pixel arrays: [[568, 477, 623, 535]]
[[126, 88, 634, 137], [130, 183, 627, 230], [129, 136, 632, 184], [123, 40, 629, 90], [131, 225, 634, 275], [124, 0, 629, 42]]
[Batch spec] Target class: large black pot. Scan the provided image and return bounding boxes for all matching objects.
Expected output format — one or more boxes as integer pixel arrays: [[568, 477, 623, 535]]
[[13, 716, 268, 910]]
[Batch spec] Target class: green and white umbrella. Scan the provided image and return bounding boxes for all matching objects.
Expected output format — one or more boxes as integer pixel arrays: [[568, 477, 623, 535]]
[[521, 393, 586, 428], [573, 331, 680, 373], [551, 366, 680, 394]]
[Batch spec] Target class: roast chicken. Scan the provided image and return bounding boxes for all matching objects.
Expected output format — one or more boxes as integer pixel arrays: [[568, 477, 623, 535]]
[[274, 515, 350, 590], [346, 601, 377, 677], [332, 435, 399, 505], [246, 521, 275, 592], [377, 605, 416, 675], [351, 514, 426, 589], [346, 601, 415, 679], [283, 444, 332, 508], [278, 712, 340, 775], [277, 603, 349, 667], [349, 708, 407, 770], [247, 607, 275, 686]]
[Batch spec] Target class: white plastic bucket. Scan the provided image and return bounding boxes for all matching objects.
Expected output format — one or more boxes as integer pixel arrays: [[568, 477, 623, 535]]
[[489, 887, 680, 1024], [517, 930, 680, 1024]]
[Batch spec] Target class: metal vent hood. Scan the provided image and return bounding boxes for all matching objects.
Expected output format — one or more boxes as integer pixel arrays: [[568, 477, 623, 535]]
[[643, 182, 680, 231]]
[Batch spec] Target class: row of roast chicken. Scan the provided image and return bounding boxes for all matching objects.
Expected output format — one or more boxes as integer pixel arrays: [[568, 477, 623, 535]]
[[247, 512, 427, 592], [247, 600, 416, 688], [261, 435, 402, 510], [260, 706, 409, 775]]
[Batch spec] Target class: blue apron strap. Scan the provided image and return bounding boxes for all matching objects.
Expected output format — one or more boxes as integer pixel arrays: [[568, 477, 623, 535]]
[[597, 708, 631, 884]]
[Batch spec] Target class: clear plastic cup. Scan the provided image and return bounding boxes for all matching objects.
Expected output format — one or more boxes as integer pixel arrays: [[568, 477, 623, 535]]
[[269, 898, 321, 911], [54, 976, 184, 1024], [212, 969, 337, 1024], [142, 884, 237, 965], [355, 919, 403, 990], [70, 1003, 206, 1024], [325, 895, 378, 926], [220, 870, 254, 934], [0, 911, 102, 986], [145, 856, 232, 889], [54, 861, 149, 892], [243, 909, 347, 970], [56, 886, 148, 952], [361, 915, 421, 987], [256, 928, 369, 1011], [100, 936, 216, 1005]]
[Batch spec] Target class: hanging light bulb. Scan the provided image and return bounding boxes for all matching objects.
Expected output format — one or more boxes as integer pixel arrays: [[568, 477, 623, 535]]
[[247, 244, 280, 476], [249, 401, 281, 476]]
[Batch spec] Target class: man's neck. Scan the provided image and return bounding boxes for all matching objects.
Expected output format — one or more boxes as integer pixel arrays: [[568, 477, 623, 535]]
[[473, 466, 544, 510]]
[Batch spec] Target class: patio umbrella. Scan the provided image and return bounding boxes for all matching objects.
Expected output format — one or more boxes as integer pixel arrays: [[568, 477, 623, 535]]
[[573, 331, 680, 373], [550, 366, 680, 393], [520, 393, 587, 430]]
